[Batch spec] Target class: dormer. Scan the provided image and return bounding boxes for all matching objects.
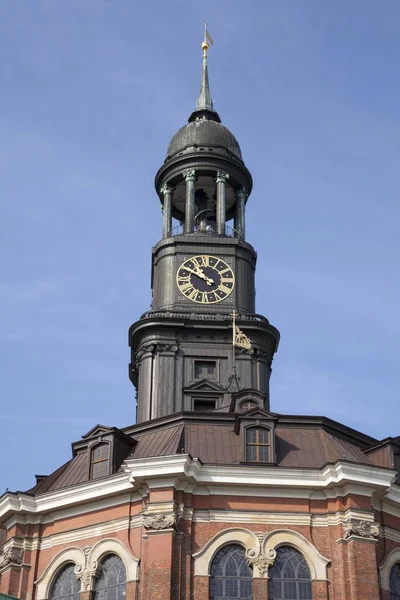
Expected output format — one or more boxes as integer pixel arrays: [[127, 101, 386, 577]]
[[184, 379, 227, 412], [365, 437, 400, 472], [234, 406, 277, 464], [72, 424, 135, 480], [230, 388, 268, 413]]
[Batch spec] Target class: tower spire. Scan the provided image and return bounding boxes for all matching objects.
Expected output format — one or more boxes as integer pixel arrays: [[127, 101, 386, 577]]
[[196, 22, 214, 111]]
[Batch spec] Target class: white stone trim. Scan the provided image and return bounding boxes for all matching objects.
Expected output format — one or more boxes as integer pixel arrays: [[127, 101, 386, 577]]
[[3, 493, 141, 531], [382, 525, 400, 544], [35, 547, 86, 600], [379, 547, 400, 591], [192, 507, 373, 527], [193, 510, 312, 525], [193, 527, 258, 576], [88, 538, 139, 582], [0, 454, 396, 526], [263, 530, 330, 581], [0, 473, 132, 521], [192, 527, 329, 582], [124, 454, 394, 492], [34, 540, 139, 598], [14, 515, 143, 552]]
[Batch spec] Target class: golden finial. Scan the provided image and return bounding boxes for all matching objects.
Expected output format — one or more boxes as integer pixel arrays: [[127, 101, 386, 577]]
[[195, 22, 214, 111], [202, 21, 214, 53]]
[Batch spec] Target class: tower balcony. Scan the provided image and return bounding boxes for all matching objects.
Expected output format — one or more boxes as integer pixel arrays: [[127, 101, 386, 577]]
[[171, 222, 243, 239]]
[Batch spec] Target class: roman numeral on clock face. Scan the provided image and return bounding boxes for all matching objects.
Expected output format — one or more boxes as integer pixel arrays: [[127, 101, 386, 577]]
[[187, 288, 198, 301], [179, 281, 193, 292], [218, 284, 232, 295]]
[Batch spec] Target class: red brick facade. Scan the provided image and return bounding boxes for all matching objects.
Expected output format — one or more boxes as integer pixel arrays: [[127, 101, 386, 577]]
[[1, 483, 400, 600]]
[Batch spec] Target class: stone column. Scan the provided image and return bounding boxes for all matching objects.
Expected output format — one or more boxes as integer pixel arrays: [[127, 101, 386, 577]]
[[235, 186, 247, 240], [216, 171, 229, 235], [160, 183, 173, 239], [183, 170, 196, 234]]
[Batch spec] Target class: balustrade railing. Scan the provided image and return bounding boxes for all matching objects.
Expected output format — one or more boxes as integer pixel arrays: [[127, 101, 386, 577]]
[[139, 310, 269, 323], [170, 224, 242, 238]]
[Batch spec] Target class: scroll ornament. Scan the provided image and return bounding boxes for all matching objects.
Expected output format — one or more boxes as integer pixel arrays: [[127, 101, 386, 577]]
[[343, 520, 379, 540], [74, 546, 99, 591], [0, 548, 23, 569], [143, 513, 177, 530], [245, 533, 276, 576], [135, 343, 179, 368]]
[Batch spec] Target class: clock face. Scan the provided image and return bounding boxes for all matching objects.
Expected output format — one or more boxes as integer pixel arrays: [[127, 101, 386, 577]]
[[176, 255, 235, 304]]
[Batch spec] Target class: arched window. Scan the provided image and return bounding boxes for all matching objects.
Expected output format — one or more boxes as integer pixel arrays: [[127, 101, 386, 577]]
[[50, 564, 80, 600], [245, 427, 269, 462], [390, 563, 400, 600], [94, 554, 126, 600], [210, 544, 253, 600], [90, 443, 110, 479], [268, 546, 312, 600]]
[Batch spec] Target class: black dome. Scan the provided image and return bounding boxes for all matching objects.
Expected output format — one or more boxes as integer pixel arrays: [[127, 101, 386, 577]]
[[166, 116, 243, 162]]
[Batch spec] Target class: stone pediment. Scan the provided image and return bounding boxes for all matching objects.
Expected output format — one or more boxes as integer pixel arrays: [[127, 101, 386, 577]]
[[184, 379, 226, 393]]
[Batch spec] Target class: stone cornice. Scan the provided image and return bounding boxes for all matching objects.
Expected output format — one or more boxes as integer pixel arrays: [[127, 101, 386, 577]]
[[123, 454, 395, 493], [0, 473, 132, 523], [0, 455, 396, 527]]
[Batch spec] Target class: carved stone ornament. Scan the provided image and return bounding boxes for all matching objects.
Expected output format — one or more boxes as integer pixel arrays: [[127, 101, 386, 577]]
[[245, 532, 276, 576], [143, 513, 177, 530], [0, 548, 23, 569], [160, 182, 173, 197], [343, 520, 379, 540], [216, 170, 229, 184], [183, 169, 196, 182], [74, 546, 98, 591], [136, 342, 179, 365], [156, 343, 179, 353]]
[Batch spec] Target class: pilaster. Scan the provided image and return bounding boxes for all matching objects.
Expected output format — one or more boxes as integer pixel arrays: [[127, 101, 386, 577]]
[[336, 520, 380, 600]]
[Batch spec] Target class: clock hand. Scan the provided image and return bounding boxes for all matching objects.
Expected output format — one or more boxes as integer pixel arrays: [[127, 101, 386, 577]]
[[186, 267, 214, 285]]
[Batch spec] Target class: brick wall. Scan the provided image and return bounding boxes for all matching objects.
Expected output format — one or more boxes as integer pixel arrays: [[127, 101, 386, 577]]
[[0, 490, 399, 600]]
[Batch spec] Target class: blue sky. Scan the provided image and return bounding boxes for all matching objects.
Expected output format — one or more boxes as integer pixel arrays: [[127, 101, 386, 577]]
[[1, 0, 399, 492]]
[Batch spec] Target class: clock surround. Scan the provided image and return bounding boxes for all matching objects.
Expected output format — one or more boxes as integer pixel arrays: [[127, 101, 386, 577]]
[[176, 254, 235, 304]]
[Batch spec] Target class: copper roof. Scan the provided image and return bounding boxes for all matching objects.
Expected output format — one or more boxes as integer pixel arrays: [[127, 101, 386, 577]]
[[25, 413, 386, 495]]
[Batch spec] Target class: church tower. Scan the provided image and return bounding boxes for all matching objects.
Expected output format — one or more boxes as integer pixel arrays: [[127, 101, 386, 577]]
[[129, 35, 280, 422], [2, 29, 399, 600]]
